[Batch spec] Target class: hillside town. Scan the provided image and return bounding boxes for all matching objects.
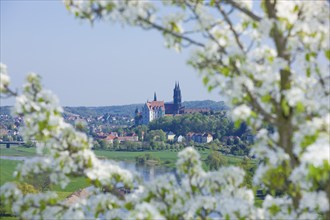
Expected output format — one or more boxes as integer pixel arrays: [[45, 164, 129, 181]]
[[0, 83, 254, 156]]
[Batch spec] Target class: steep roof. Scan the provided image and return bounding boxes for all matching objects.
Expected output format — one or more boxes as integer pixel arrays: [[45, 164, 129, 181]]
[[146, 101, 165, 111], [105, 134, 116, 140]]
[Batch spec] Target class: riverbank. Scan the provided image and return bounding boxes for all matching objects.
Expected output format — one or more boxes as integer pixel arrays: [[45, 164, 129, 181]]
[[0, 145, 249, 168]]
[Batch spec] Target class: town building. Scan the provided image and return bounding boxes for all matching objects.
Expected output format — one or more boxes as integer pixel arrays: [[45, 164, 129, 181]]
[[166, 131, 176, 141], [185, 132, 213, 143], [105, 134, 117, 144], [117, 135, 138, 143], [175, 135, 184, 143], [202, 133, 213, 143]]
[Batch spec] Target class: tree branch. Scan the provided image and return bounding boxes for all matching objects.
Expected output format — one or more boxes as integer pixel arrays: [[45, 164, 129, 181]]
[[185, 3, 227, 54], [243, 86, 277, 124], [215, 2, 245, 53], [138, 16, 205, 48], [224, 0, 261, 22]]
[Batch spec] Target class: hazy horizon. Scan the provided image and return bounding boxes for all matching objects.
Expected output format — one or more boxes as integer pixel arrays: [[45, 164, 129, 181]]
[[0, 99, 225, 108]]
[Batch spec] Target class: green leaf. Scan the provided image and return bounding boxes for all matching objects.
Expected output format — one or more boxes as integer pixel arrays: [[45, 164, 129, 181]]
[[207, 85, 214, 92], [210, 0, 216, 7], [281, 99, 290, 116], [305, 53, 310, 61], [124, 202, 133, 210], [293, 5, 299, 12], [301, 134, 318, 148], [221, 67, 230, 76], [250, 111, 257, 118], [305, 52, 317, 61], [296, 102, 305, 113], [232, 97, 240, 105], [306, 67, 311, 77], [203, 76, 209, 85], [269, 204, 281, 215], [106, 3, 115, 11], [170, 22, 180, 33], [234, 120, 241, 128], [242, 21, 249, 29], [261, 94, 272, 103], [325, 50, 330, 60]]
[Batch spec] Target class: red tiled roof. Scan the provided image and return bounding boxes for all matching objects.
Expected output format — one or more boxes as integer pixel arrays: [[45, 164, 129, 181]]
[[105, 134, 116, 140], [146, 101, 165, 111]]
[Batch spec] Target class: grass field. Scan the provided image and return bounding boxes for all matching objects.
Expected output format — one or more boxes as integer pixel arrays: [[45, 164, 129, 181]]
[[0, 159, 21, 185], [0, 145, 36, 157], [1, 145, 252, 168]]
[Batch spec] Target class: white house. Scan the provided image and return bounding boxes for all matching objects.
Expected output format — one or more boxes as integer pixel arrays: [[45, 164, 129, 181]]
[[142, 101, 165, 124]]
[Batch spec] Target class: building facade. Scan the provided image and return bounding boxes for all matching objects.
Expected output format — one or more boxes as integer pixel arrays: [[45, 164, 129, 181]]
[[135, 82, 185, 125], [141, 98, 165, 125]]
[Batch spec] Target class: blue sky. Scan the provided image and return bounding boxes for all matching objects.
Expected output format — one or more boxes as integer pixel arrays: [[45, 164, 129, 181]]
[[1, 0, 220, 106]]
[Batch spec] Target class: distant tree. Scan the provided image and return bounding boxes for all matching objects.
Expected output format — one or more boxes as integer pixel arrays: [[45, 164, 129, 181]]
[[113, 139, 120, 150], [146, 130, 166, 142], [239, 157, 255, 188], [226, 138, 233, 146], [23, 140, 36, 148], [234, 122, 248, 137], [117, 128, 124, 137], [93, 140, 101, 150], [206, 151, 227, 170], [96, 139, 107, 150]]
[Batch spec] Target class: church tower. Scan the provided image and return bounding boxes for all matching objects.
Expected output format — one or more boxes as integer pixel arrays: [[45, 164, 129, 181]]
[[173, 82, 182, 113], [154, 92, 157, 101]]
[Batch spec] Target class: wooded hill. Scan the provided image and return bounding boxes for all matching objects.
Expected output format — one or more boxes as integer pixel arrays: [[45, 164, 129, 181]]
[[0, 100, 227, 117]]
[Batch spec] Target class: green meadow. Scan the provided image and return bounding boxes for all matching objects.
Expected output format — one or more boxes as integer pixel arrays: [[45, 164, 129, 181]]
[[0, 145, 252, 168], [0, 145, 36, 157]]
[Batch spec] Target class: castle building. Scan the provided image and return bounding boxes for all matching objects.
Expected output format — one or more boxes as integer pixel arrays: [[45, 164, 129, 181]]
[[141, 98, 165, 125], [135, 82, 184, 125]]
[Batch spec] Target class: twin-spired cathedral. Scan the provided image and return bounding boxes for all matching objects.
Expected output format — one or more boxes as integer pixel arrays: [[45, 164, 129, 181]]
[[135, 82, 185, 125]]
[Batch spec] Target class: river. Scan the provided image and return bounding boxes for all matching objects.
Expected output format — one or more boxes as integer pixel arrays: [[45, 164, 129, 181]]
[[0, 156, 174, 182]]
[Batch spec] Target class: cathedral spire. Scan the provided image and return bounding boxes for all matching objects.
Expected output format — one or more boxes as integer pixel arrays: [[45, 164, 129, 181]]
[[154, 92, 157, 101]]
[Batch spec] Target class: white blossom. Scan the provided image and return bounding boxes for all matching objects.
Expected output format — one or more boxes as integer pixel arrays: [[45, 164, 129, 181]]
[[232, 104, 251, 121], [0, 63, 10, 93], [301, 135, 330, 167], [300, 191, 329, 213]]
